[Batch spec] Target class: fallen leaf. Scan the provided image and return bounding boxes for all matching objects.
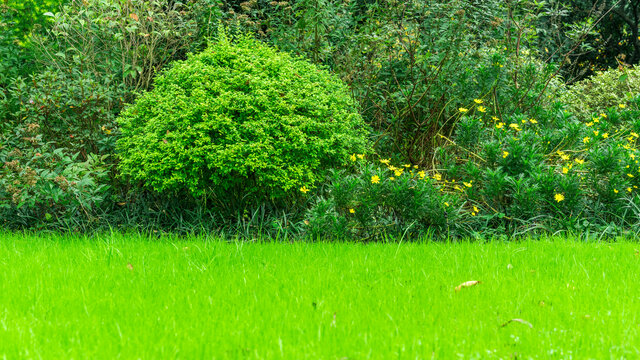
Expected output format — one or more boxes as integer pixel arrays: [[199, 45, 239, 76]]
[[500, 318, 533, 328], [507, 263, 513, 269], [455, 280, 481, 292], [129, 13, 139, 21], [127, 263, 134, 271]]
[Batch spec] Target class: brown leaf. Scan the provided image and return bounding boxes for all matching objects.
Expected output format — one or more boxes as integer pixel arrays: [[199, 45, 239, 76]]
[[127, 263, 134, 271], [129, 13, 139, 21], [500, 318, 533, 328], [455, 280, 481, 292]]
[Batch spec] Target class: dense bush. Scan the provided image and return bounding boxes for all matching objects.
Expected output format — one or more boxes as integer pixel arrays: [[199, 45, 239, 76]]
[[305, 157, 460, 240], [0, 123, 110, 229], [117, 34, 370, 209], [560, 65, 640, 119], [432, 95, 640, 235]]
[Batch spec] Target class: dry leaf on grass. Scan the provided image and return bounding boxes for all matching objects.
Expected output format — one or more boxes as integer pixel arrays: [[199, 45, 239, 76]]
[[455, 280, 481, 292], [127, 263, 134, 271], [500, 318, 533, 328]]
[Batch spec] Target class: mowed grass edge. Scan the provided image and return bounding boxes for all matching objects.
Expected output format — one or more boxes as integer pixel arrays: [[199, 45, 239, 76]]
[[0, 232, 639, 359]]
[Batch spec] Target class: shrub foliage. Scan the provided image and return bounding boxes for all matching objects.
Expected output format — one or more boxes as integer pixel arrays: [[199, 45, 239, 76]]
[[117, 34, 370, 207]]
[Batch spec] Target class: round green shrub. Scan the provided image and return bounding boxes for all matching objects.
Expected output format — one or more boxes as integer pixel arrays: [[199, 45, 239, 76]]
[[116, 34, 370, 204], [560, 65, 640, 119]]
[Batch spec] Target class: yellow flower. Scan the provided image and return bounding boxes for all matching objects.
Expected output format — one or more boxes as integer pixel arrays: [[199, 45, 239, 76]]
[[619, 104, 626, 109], [418, 170, 426, 179], [390, 177, 395, 181], [593, 130, 599, 136], [473, 206, 479, 213], [554, 193, 565, 202], [502, 151, 509, 158], [300, 186, 310, 194], [349, 208, 355, 214], [575, 158, 585, 165], [380, 158, 390, 165], [357, 154, 365, 159], [496, 122, 504, 129], [350, 154, 357, 162], [583, 137, 591, 144], [509, 123, 521, 131], [477, 106, 486, 113], [560, 154, 570, 161], [459, 107, 469, 113], [454, 185, 463, 191], [529, 119, 538, 124], [614, 189, 619, 194], [602, 133, 609, 139], [474, 99, 483, 104], [492, 116, 500, 121], [371, 175, 380, 184], [586, 122, 593, 127], [628, 173, 634, 178], [463, 181, 472, 188], [521, 119, 528, 124], [403, 164, 411, 168], [562, 167, 569, 174], [434, 173, 442, 181], [444, 202, 450, 207], [632, 132, 639, 138], [601, 113, 607, 118], [628, 187, 633, 193], [394, 169, 403, 177]]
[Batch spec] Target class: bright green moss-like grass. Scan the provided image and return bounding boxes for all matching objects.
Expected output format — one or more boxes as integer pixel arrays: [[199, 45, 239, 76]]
[[0, 233, 639, 358]]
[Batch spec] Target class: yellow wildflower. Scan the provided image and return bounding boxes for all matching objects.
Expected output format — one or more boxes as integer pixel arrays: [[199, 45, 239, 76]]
[[357, 154, 364, 159], [575, 159, 585, 165], [502, 151, 509, 158], [349, 208, 355, 214], [300, 186, 310, 194], [614, 189, 619, 194], [371, 175, 380, 184], [529, 119, 538, 124], [554, 193, 565, 202], [562, 167, 569, 174], [593, 130, 599, 136], [463, 181, 472, 188], [586, 122, 593, 127], [492, 116, 500, 121], [560, 154, 570, 161], [473, 206, 479, 213], [583, 137, 591, 144], [602, 133, 609, 139], [477, 106, 486, 113], [380, 158, 390, 165], [496, 122, 504, 129], [509, 123, 521, 131], [350, 154, 357, 162], [619, 104, 626, 109], [418, 170, 426, 179], [459, 107, 469, 113], [394, 169, 403, 177], [434, 173, 442, 181], [474, 99, 483, 104]]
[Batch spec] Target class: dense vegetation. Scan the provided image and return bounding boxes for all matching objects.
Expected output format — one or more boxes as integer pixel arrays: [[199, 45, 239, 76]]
[[1, 0, 639, 239]]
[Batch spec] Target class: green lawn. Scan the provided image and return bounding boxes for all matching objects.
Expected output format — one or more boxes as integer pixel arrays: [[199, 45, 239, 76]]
[[1, 233, 639, 359]]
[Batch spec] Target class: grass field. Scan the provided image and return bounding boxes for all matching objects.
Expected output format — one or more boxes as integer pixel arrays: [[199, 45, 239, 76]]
[[0, 232, 639, 359]]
